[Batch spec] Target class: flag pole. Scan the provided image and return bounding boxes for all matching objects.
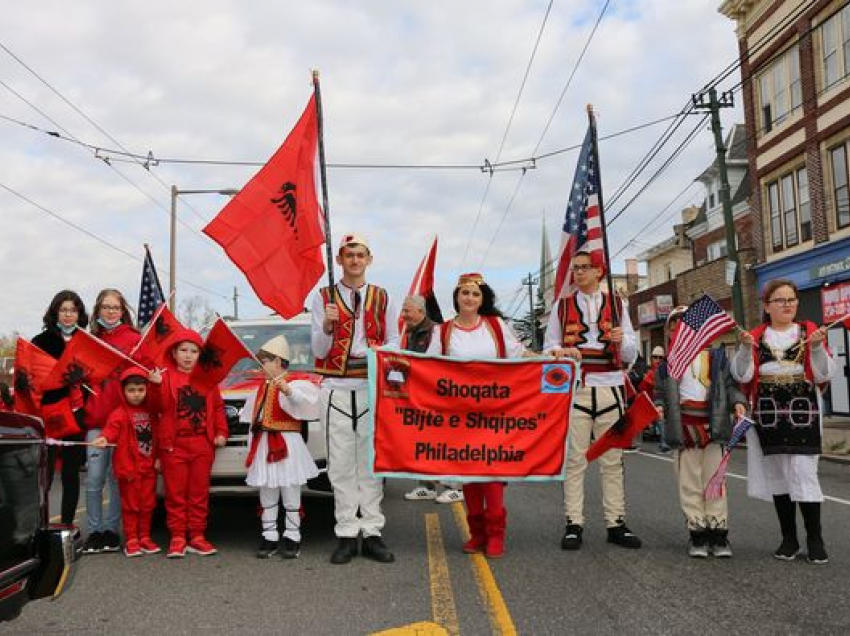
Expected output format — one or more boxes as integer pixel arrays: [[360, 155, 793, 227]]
[[312, 69, 335, 295], [586, 104, 619, 327]]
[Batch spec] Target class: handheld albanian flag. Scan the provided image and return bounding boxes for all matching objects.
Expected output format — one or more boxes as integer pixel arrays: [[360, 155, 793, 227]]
[[585, 390, 658, 462]]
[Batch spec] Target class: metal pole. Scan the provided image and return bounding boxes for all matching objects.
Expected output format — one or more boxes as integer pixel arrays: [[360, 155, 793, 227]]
[[524, 273, 537, 350], [232, 286, 239, 320], [169, 185, 177, 311]]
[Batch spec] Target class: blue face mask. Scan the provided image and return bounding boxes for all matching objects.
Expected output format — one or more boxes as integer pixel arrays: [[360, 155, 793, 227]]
[[56, 322, 77, 336], [97, 317, 122, 330]]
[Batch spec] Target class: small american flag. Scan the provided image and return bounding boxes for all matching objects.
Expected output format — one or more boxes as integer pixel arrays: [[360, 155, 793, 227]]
[[552, 125, 605, 300], [137, 245, 165, 328], [705, 416, 754, 500], [667, 294, 737, 381]]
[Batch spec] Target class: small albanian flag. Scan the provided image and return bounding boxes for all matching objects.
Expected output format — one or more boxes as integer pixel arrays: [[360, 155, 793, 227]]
[[13, 338, 57, 415], [399, 236, 444, 339], [41, 399, 82, 439], [190, 319, 253, 393], [133, 303, 184, 366], [586, 391, 658, 462], [43, 330, 133, 391]]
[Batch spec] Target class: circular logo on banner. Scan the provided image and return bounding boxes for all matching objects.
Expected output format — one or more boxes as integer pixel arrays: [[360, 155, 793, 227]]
[[541, 363, 573, 394]]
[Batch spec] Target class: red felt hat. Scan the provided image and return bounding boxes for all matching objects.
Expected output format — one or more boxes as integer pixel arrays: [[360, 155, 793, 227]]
[[170, 328, 203, 349], [120, 366, 147, 384]]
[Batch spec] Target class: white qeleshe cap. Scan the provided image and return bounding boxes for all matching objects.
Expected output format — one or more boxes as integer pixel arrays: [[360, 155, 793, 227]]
[[338, 233, 370, 252], [259, 335, 290, 362]]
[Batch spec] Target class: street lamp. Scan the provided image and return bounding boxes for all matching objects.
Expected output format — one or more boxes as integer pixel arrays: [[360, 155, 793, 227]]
[[169, 186, 239, 310]]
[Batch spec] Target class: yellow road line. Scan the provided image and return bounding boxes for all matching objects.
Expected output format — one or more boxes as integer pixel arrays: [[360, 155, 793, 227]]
[[451, 503, 517, 636], [425, 513, 460, 636]]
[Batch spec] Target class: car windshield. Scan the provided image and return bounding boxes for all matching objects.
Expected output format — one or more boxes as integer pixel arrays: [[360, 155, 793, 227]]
[[228, 323, 314, 372]]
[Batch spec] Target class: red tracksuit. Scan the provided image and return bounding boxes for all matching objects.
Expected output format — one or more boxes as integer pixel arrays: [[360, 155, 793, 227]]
[[149, 367, 228, 539], [101, 401, 157, 541]]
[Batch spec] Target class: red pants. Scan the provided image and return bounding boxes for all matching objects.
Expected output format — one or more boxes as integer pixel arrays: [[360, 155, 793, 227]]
[[118, 471, 157, 540], [160, 435, 214, 538], [463, 482, 505, 515]]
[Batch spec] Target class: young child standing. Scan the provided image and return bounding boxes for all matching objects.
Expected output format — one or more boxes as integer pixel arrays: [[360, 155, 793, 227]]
[[92, 368, 159, 557], [241, 336, 319, 559], [148, 329, 228, 558]]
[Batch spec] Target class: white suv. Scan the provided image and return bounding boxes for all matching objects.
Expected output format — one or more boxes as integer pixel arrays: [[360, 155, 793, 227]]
[[209, 313, 330, 495]]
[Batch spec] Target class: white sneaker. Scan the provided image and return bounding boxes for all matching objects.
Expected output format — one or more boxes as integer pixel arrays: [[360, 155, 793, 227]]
[[435, 489, 464, 504], [404, 487, 437, 501], [688, 541, 709, 558]]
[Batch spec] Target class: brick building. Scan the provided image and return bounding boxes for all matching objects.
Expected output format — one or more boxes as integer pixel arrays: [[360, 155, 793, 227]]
[[720, 0, 850, 414]]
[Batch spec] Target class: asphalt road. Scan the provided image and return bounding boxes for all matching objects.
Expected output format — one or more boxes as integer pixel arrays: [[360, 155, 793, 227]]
[[9, 445, 850, 635]]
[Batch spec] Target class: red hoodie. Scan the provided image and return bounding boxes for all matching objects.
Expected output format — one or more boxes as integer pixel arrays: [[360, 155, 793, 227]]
[[101, 386, 157, 481], [83, 323, 142, 430], [147, 363, 228, 455]]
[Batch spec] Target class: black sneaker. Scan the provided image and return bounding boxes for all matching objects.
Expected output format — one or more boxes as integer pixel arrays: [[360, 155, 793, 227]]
[[330, 537, 359, 564], [774, 539, 800, 561], [361, 536, 395, 563], [280, 538, 301, 560], [82, 531, 104, 554], [607, 523, 642, 549], [806, 539, 829, 564], [560, 524, 583, 550], [256, 539, 279, 559], [101, 530, 121, 553]]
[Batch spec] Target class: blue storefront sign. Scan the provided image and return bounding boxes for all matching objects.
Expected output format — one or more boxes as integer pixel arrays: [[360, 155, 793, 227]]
[[753, 235, 850, 292]]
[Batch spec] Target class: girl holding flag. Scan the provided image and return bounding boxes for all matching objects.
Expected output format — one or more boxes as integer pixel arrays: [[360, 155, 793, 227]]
[[81, 288, 141, 554], [32, 290, 90, 526], [731, 279, 836, 563], [426, 272, 530, 558]]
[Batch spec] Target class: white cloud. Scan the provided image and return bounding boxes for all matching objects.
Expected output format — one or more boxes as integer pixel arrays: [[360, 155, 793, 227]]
[[0, 0, 742, 335]]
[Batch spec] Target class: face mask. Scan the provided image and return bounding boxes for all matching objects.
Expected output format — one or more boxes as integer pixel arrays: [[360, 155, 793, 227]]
[[56, 322, 77, 336], [97, 317, 122, 330]]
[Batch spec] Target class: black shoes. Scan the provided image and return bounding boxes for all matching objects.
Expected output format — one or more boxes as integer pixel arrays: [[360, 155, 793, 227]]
[[82, 531, 104, 554], [774, 539, 800, 561], [560, 524, 583, 550], [280, 538, 301, 560], [330, 538, 359, 564], [607, 523, 642, 549], [100, 530, 121, 553], [362, 536, 395, 563], [256, 539, 279, 559], [806, 539, 829, 564]]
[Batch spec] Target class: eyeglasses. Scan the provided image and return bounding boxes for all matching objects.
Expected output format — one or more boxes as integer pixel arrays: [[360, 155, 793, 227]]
[[767, 297, 798, 307], [572, 264, 596, 272], [100, 304, 122, 312]]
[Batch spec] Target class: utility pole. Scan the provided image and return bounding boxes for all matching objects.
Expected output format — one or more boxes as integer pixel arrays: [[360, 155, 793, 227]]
[[523, 273, 537, 350], [692, 87, 745, 325], [232, 286, 239, 320]]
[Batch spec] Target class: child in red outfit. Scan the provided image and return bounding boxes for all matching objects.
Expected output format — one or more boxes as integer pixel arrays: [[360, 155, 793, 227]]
[[147, 329, 228, 558], [93, 368, 159, 557]]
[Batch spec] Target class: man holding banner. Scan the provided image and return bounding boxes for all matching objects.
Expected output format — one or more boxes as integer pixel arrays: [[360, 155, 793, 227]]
[[311, 233, 399, 565], [545, 250, 642, 551]]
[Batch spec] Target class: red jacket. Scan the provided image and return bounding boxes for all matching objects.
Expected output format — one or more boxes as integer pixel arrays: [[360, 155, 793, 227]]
[[147, 364, 228, 455], [102, 401, 157, 480], [83, 324, 142, 430]]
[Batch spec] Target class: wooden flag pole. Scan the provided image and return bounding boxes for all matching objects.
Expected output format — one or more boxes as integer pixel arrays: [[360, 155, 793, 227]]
[[587, 104, 619, 327], [312, 70, 336, 295]]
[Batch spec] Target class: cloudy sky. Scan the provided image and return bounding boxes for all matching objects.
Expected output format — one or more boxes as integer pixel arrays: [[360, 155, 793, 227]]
[[0, 1, 743, 337]]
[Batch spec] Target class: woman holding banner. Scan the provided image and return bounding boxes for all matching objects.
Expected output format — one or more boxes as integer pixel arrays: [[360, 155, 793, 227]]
[[732, 279, 835, 564], [426, 272, 529, 558]]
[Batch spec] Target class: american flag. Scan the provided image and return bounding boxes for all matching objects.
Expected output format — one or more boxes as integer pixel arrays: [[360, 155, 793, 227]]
[[552, 125, 605, 300], [705, 416, 754, 500], [667, 294, 737, 381], [137, 245, 165, 328]]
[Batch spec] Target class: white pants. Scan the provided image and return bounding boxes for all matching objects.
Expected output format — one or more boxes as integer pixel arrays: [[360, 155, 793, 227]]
[[673, 445, 728, 530], [564, 385, 626, 527], [259, 485, 301, 542], [322, 386, 385, 538]]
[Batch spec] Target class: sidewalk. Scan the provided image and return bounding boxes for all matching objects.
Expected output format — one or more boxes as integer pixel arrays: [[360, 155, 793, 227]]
[[822, 415, 850, 465]]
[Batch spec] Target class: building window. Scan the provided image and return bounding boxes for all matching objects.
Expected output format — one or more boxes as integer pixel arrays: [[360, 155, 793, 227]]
[[709, 191, 716, 208], [757, 45, 802, 133], [707, 240, 728, 261], [832, 145, 850, 229], [766, 166, 810, 252], [821, 6, 850, 89]]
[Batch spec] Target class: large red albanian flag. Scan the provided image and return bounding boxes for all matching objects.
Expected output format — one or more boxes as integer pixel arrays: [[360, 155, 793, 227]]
[[204, 95, 326, 319]]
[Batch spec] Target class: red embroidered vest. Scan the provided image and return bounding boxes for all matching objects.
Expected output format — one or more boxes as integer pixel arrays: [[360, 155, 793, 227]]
[[315, 284, 389, 377], [439, 316, 507, 358], [743, 321, 825, 401], [557, 293, 620, 375], [251, 382, 302, 432]]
